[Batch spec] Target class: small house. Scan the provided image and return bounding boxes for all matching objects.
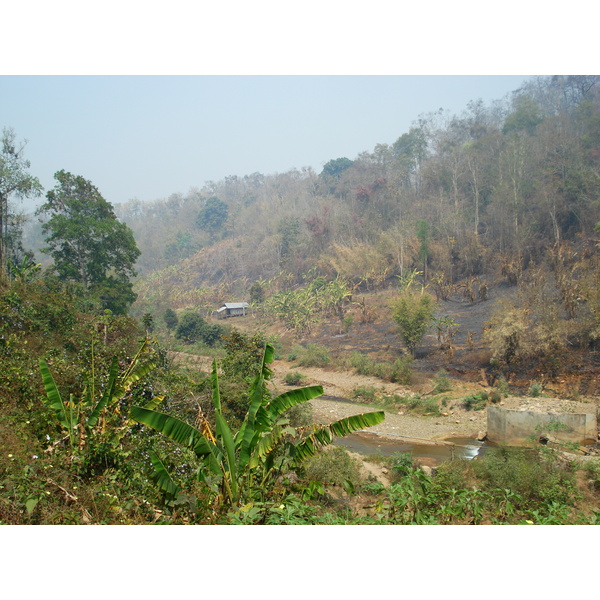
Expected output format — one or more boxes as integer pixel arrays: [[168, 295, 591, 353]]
[[216, 302, 249, 319]]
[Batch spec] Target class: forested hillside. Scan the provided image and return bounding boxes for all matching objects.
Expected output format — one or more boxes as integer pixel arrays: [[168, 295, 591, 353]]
[[112, 76, 600, 381], [120, 76, 600, 309]]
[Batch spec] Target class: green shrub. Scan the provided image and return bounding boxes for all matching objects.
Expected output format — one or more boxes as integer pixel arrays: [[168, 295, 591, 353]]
[[351, 386, 378, 402], [302, 447, 363, 488], [342, 314, 354, 333], [489, 390, 502, 403], [221, 330, 266, 381], [389, 452, 415, 482], [284, 402, 313, 428], [402, 395, 441, 416], [433, 369, 452, 393], [284, 371, 305, 386], [347, 352, 412, 385], [294, 343, 331, 367], [584, 459, 600, 492], [391, 290, 436, 356], [175, 312, 224, 346], [388, 357, 413, 385], [347, 352, 369, 374], [471, 446, 579, 508], [462, 392, 488, 411], [163, 308, 178, 331], [496, 374, 510, 397], [528, 382, 542, 397]]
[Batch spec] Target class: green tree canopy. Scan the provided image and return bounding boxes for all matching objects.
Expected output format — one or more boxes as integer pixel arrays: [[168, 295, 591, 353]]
[[320, 157, 353, 179], [391, 290, 436, 357], [163, 307, 179, 331], [503, 96, 544, 135], [37, 170, 141, 313], [175, 312, 223, 345], [0, 127, 43, 279], [196, 196, 229, 237]]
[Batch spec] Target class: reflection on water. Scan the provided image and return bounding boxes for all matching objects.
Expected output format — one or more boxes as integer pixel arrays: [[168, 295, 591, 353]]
[[334, 432, 490, 463]]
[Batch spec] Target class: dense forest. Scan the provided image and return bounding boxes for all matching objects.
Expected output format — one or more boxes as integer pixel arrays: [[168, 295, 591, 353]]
[[3, 75, 600, 525]]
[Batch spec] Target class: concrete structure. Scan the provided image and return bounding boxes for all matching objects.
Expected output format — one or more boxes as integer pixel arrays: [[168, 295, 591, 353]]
[[216, 302, 249, 319], [487, 405, 598, 446]]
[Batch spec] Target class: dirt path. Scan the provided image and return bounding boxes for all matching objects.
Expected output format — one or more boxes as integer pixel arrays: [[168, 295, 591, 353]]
[[169, 351, 598, 446], [270, 360, 488, 443]]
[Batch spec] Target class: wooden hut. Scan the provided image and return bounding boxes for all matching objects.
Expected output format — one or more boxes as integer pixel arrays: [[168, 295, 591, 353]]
[[216, 302, 249, 319]]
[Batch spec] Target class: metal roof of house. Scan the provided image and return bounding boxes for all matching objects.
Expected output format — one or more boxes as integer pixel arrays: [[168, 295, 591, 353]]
[[221, 302, 249, 309]]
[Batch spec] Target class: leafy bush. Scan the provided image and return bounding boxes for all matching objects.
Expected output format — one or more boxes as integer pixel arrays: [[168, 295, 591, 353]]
[[302, 446, 363, 488], [390, 290, 436, 356], [284, 402, 313, 428], [402, 395, 441, 416], [351, 386, 378, 402], [471, 446, 579, 508], [488, 390, 502, 403], [433, 369, 452, 393], [175, 312, 224, 346], [347, 352, 412, 384], [163, 308, 178, 331], [495, 374, 510, 397], [284, 371, 306, 386], [221, 330, 266, 381], [462, 392, 488, 411], [292, 343, 331, 367], [584, 459, 600, 492], [342, 314, 354, 333], [389, 452, 415, 481]]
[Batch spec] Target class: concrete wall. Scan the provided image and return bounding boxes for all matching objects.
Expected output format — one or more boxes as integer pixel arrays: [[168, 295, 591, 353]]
[[487, 405, 598, 446]]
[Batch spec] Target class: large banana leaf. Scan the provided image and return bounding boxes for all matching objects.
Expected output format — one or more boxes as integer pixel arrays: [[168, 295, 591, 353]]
[[257, 385, 324, 428], [149, 450, 182, 499], [238, 345, 272, 436], [291, 410, 385, 463], [236, 344, 275, 467], [109, 360, 157, 406], [142, 395, 165, 411], [248, 422, 296, 469], [215, 412, 238, 502], [210, 364, 239, 500], [39, 359, 70, 430], [130, 406, 214, 458], [239, 384, 324, 471]]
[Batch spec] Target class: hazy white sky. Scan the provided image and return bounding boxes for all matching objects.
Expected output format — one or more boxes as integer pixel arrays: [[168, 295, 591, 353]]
[[3, 75, 529, 210], [1, 2, 592, 215]]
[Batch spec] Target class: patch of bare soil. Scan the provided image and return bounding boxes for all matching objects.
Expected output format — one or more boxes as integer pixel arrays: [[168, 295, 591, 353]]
[[270, 359, 487, 442], [270, 360, 599, 446]]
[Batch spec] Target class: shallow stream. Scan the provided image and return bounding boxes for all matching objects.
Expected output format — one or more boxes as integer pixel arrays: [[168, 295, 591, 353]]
[[334, 431, 491, 464]]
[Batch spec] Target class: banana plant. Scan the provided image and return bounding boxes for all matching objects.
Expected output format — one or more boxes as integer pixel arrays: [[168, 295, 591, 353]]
[[130, 343, 385, 507], [39, 338, 161, 450]]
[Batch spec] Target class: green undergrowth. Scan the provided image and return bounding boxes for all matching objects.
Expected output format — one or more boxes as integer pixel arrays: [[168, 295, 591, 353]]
[[220, 445, 599, 525], [2, 278, 600, 525]]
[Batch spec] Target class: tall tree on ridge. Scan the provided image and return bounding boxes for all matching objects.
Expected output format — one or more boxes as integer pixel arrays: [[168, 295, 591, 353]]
[[37, 170, 141, 314], [0, 127, 43, 280]]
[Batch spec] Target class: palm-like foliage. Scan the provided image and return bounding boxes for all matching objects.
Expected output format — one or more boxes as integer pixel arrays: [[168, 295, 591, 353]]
[[39, 338, 160, 449], [130, 343, 385, 506]]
